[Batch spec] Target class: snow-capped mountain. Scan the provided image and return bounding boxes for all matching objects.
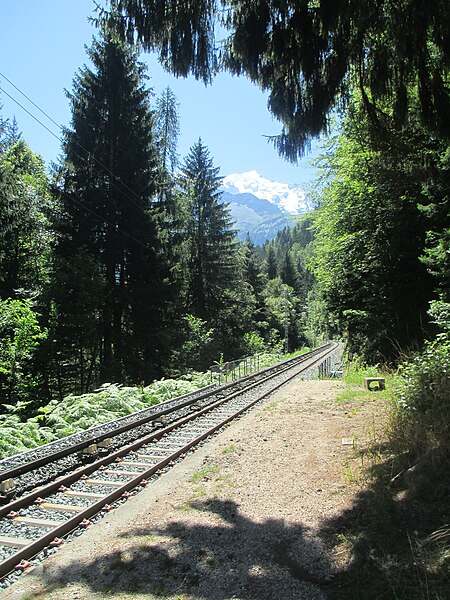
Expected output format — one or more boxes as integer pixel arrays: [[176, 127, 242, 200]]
[[219, 171, 311, 244], [221, 170, 311, 215], [221, 191, 292, 245]]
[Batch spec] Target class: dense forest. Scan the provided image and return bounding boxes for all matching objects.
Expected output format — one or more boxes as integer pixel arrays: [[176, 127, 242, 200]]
[[0, 29, 321, 417], [1, 1, 449, 410], [1, 1, 449, 596]]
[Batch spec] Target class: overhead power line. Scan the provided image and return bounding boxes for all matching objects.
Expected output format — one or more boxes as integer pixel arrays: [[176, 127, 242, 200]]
[[0, 85, 62, 145], [0, 71, 151, 209], [0, 80, 155, 250]]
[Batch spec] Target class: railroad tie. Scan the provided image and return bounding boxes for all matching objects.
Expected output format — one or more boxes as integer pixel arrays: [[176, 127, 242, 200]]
[[0, 535, 33, 549], [84, 478, 125, 488], [104, 468, 143, 477], [13, 516, 66, 528], [38, 502, 85, 513], [118, 460, 157, 467], [62, 490, 105, 500]]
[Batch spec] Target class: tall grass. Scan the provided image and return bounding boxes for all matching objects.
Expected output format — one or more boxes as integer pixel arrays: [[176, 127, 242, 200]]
[[331, 315, 450, 599]]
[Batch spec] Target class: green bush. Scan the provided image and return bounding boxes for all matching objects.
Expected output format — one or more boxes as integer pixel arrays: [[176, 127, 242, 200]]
[[393, 334, 450, 456], [388, 300, 450, 469], [0, 298, 47, 408]]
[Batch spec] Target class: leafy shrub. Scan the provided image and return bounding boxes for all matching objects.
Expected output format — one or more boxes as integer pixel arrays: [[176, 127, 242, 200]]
[[142, 377, 207, 403], [0, 298, 47, 408], [39, 383, 151, 437], [392, 333, 450, 457], [242, 331, 266, 355], [168, 314, 215, 373], [0, 374, 214, 459], [387, 300, 450, 506]]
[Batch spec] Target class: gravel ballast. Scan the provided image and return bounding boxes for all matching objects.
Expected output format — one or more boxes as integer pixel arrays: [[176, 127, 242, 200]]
[[0, 378, 385, 600]]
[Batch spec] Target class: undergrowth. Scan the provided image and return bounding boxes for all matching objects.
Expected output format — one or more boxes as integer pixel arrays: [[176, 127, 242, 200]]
[[0, 348, 299, 460], [0, 376, 210, 459], [329, 323, 450, 599]]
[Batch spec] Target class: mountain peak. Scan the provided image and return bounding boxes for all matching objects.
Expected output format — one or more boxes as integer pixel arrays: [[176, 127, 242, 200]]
[[221, 171, 310, 215]]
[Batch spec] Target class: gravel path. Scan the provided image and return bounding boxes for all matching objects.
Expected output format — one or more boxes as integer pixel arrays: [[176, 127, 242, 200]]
[[0, 378, 385, 600]]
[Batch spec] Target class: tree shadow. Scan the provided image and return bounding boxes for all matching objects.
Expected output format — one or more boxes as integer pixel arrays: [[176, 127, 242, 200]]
[[319, 452, 450, 599], [39, 498, 333, 599]]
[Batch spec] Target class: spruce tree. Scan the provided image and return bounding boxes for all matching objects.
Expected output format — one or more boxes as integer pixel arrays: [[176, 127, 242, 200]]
[[106, 0, 450, 160], [52, 28, 163, 391], [178, 139, 237, 322], [265, 245, 278, 280], [279, 251, 298, 291], [155, 87, 180, 175], [177, 140, 256, 359]]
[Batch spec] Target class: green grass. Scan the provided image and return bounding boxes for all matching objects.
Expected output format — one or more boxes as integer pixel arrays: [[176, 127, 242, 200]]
[[222, 443, 236, 454], [188, 464, 219, 483], [335, 358, 395, 406], [328, 357, 450, 600]]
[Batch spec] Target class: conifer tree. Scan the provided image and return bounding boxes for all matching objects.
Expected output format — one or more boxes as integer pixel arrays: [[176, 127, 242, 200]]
[[242, 235, 264, 297], [279, 251, 299, 292], [105, 0, 450, 160], [155, 87, 180, 175], [177, 140, 256, 359], [265, 245, 278, 280], [52, 28, 163, 391], [178, 139, 237, 321]]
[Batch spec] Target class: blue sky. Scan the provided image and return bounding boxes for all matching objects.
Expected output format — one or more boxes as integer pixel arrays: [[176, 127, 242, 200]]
[[0, 0, 320, 187]]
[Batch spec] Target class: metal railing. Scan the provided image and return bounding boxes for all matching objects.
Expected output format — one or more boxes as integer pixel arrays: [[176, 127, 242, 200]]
[[209, 352, 282, 385]]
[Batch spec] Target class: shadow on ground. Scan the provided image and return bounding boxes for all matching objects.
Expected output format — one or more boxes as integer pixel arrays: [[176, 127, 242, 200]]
[[36, 499, 332, 599], [320, 452, 450, 600]]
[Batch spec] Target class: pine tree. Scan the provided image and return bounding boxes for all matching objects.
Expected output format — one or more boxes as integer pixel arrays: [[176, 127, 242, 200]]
[[107, 0, 450, 160], [242, 235, 264, 296], [265, 245, 278, 280], [155, 87, 180, 175], [52, 28, 163, 391], [178, 139, 237, 321]]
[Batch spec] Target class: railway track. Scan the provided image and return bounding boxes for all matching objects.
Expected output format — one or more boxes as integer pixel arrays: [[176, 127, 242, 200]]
[[0, 341, 341, 583]]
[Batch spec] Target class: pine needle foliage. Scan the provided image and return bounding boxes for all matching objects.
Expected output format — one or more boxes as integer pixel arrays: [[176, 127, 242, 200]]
[[103, 0, 450, 161]]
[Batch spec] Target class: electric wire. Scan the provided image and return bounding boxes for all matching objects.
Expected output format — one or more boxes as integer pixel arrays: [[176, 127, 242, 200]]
[[0, 87, 150, 249], [0, 71, 154, 211], [0, 77, 161, 250], [0, 84, 149, 249], [0, 85, 63, 146], [0, 70, 146, 206]]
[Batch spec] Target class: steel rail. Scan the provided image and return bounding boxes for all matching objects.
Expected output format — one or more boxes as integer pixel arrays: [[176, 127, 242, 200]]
[[0, 341, 339, 581], [0, 342, 336, 516], [0, 342, 333, 483]]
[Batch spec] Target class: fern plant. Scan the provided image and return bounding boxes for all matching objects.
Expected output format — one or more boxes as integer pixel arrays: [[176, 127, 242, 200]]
[[0, 350, 293, 460], [0, 413, 55, 459]]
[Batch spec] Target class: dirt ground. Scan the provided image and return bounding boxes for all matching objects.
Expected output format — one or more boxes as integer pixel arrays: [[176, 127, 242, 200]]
[[0, 378, 386, 600]]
